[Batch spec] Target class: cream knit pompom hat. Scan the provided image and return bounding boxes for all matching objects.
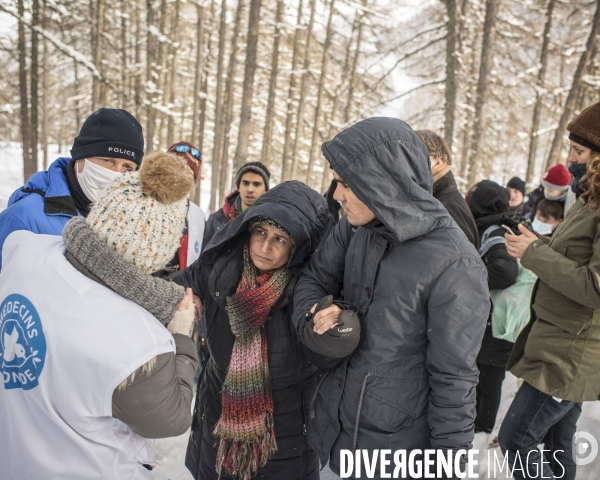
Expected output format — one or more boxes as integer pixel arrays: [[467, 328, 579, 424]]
[[86, 152, 194, 274]]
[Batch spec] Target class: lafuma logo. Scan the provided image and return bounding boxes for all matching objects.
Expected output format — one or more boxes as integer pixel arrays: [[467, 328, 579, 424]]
[[0, 294, 46, 390], [572, 431, 599, 466]]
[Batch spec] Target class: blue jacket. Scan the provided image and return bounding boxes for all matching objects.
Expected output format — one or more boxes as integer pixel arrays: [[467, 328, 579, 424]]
[[0, 157, 79, 270]]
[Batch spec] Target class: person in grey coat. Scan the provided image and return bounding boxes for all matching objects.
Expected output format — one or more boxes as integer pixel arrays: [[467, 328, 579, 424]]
[[293, 117, 490, 479]]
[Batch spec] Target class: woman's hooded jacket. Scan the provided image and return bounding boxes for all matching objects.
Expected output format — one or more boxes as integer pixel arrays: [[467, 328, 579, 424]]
[[173, 181, 330, 480]]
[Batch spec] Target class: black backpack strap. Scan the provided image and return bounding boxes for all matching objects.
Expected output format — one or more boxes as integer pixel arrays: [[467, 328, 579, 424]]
[[20, 187, 46, 197]]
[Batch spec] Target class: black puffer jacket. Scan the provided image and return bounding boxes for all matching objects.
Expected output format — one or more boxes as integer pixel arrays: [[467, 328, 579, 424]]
[[173, 181, 330, 480], [293, 118, 490, 477], [469, 180, 519, 367]]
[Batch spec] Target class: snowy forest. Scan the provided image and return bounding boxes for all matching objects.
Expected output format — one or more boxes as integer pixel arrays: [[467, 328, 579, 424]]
[[0, 0, 599, 211]]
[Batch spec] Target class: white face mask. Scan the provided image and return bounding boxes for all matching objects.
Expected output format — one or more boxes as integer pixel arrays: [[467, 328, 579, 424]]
[[76, 159, 123, 203], [532, 218, 554, 235]]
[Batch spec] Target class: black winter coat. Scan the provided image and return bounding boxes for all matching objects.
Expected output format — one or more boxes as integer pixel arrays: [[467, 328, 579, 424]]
[[433, 170, 479, 249], [202, 191, 240, 250], [173, 181, 330, 480], [470, 181, 519, 367], [293, 118, 490, 478]]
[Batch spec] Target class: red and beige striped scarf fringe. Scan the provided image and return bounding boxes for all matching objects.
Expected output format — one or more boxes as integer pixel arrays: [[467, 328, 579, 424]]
[[214, 243, 291, 480]]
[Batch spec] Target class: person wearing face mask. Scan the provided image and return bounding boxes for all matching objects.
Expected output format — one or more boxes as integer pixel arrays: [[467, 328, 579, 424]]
[[0, 108, 144, 271], [531, 199, 563, 236], [501, 101, 600, 480]]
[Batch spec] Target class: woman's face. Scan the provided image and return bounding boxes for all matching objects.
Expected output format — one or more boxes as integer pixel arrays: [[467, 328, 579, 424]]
[[567, 141, 592, 164], [249, 224, 293, 273], [544, 187, 564, 198]]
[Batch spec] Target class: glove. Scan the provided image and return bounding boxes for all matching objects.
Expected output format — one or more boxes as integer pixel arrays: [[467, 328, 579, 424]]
[[168, 300, 195, 336], [300, 295, 361, 358]]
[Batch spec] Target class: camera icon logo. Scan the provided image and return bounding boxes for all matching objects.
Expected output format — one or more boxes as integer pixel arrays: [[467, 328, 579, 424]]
[[572, 431, 599, 466]]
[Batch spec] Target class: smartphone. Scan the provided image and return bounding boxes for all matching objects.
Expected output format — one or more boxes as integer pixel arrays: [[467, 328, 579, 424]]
[[501, 224, 516, 235]]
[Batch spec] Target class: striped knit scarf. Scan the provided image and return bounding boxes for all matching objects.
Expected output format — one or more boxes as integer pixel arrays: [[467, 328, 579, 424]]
[[214, 243, 291, 479]]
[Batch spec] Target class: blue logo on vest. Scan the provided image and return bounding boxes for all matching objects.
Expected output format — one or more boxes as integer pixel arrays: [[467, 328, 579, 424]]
[[0, 294, 46, 390], [194, 240, 199, 254]]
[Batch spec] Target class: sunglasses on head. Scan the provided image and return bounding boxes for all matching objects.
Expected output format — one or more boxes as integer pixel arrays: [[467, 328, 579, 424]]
[[172, 144, 201, 161]]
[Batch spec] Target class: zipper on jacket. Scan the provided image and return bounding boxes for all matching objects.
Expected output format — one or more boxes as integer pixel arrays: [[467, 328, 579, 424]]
[[352, 373, 370, 457], [309, 372, 330, 420], [301, 393, 307, 435]]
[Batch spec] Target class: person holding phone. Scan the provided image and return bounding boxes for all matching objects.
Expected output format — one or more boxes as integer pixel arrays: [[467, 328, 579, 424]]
[[501, 101, 600, 480]]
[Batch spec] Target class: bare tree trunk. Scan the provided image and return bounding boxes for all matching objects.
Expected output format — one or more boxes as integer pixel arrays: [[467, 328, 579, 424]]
[[121, 3, 128, 109], [209, 0, 229, 211], [544, 0, 600, 170], [73, 59, 81, 129], [280, 0, 304, 181], [42, 0, 49, 169], [306, 0, 336, 185], [92, 0, 106, 109], [219, 0, 246, 198], [154, 0, 171, 149], [18, 0, 33, 181], [166, 0, 181, 143], [260, 0, 284, 171], [134, 0, 143, 116], [442, 0, 457, 150], [344, 0, 367, 124], [30, 0, 42, 167], [233, 0, 263, 173], [31, 0, 40, 172], [191, 4, 206, 147], [327, 12, 358, 138], [466, 0, 497, 184], [30, 0, 41, 171], [290, 0, 317, 179], [198, 0, 215, 155], [191, 1, 211, 208], [525, 0, 556, 184]]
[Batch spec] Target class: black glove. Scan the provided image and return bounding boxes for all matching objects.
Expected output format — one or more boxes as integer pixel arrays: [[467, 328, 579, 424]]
[[298, 295, 361, 359]]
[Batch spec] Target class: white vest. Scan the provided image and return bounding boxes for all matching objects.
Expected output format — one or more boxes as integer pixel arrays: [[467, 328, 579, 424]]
[[186, 201, 205, 266], [0, 231, 176, 479]]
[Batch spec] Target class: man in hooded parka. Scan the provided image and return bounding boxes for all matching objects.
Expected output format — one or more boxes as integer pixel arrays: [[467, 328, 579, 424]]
[[293, 118, 490, 479]]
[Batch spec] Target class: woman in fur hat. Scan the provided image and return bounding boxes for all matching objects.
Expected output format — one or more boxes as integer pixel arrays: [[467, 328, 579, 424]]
[[0, 152, 199, 478], [173, 181, 332, 480], [501, 101, 600, 480]]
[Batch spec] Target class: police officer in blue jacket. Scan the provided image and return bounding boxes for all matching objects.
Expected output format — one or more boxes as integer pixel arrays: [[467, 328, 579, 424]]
[[0, 108, 144, 270]]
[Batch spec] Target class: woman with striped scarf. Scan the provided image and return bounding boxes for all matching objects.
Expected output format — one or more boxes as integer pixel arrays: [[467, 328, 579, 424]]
[[173, 181, 333, 480]]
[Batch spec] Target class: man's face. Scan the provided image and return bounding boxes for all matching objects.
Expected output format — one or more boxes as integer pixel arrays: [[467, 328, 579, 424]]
[[430, 155, 445, 172], [76, 156, 137, 174], [332, 171, 377, 226], [249, 224, 293, 274], [509, 188, 524, 208], [239, 172, 267, 211]]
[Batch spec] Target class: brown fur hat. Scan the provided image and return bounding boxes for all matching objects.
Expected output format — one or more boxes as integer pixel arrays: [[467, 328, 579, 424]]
[[140, 152, 194, 204], [567, 101, 600, 151]]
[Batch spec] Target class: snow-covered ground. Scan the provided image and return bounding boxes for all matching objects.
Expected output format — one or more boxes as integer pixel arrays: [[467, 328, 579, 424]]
[[153, 372, 600, 479], [2, 145, 599, 478]]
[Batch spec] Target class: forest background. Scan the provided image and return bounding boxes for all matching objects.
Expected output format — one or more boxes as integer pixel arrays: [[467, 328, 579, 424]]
[[0, 0, 599, 212]]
